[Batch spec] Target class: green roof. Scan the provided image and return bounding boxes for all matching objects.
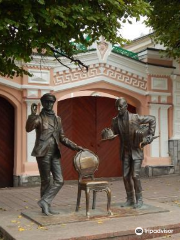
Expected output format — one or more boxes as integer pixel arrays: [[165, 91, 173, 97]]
[[54, 41, 139, 59], [73, 44, 139, 60], [112, 46, 139, 60]]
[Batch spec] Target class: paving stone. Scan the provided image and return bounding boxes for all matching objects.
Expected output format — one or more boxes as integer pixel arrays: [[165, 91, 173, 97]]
[[1, 175, 180, 240]]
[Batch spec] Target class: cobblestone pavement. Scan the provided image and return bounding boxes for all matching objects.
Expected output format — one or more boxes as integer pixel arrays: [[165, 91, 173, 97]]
[[1, 175, 180, 240], [1, 175, 180, 212]]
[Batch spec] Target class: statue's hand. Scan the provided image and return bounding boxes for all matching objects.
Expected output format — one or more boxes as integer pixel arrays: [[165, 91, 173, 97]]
[[31, 103, 37, 115], [147, 134, 154, 144], [76, 146, 84, 151]]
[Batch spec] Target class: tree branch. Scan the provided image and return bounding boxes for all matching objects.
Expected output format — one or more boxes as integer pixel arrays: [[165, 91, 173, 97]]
[[48, 44, 89, 72]]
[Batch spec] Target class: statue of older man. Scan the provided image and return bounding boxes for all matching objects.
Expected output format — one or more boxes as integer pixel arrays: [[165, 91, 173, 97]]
[[111, 97, 156, 208]]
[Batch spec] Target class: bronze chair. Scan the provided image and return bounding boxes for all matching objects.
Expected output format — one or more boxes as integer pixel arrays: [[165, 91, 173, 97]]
[[74, 149, 112, 218]]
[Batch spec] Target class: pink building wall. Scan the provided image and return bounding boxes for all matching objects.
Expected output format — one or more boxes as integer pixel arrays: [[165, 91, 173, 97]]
[[0, 39, 177, 186]]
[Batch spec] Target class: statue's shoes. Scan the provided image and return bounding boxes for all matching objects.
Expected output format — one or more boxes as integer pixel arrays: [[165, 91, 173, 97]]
[[49, 207, 60, 215], [121, 201, 135, 207], [38, 200, 52, 216], [42, 206, 60, 215], [133, 201, 143, 209]]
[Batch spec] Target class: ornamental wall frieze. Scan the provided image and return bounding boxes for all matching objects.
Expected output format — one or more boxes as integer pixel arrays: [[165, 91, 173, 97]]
[[24, 64, 51, 69], [54, 63, 147, 91]]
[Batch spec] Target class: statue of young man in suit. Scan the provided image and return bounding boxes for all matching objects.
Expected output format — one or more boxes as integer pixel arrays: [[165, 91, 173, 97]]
[[26, 93, 83, 215], [111, 97, 156, 208]]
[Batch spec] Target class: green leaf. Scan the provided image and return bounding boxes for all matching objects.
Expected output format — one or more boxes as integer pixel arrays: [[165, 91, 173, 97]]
[[37, 0, 45, 5], [0, 0, 152, 78]]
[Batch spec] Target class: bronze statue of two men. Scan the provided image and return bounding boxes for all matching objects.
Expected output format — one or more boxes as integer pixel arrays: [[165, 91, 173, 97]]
[[26, 94, 156, 215]]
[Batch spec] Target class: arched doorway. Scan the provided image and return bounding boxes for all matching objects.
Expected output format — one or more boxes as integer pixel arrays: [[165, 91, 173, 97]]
[[58, 96, 136, 180], [0, 97, 14, 187]]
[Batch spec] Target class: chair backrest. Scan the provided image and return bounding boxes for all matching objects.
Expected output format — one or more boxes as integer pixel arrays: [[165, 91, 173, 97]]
[[74, 150, 99, 180]]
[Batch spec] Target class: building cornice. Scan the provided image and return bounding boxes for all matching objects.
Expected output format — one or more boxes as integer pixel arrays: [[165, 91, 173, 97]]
[[108, 53, 147, 79], [0, 75, 146, 95], [146, 64, 175, 76], [146, 91, 171, 96], [53, 76, 147, 95], [0, 77, 22, 90]]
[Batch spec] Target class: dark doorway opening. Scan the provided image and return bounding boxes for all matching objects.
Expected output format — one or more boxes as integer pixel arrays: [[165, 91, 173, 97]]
[[0, 97, 14, 187]]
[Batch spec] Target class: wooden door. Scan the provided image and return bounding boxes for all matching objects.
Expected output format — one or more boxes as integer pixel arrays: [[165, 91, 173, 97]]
[[0, 97, 14, 188], [58, 97, 96, 180], [96, 97, 121, 177], [58, 98, 75, 180], [58, 96, 136, 180]]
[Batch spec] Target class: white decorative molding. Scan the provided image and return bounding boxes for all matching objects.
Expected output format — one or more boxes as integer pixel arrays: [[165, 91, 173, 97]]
[[0, 74, 147, 95], [0, 77, 21, 89], [54, 64, 147, 91], [139, 49, 170, 61], [53, 51, 98, 73], [151, 77, 168, 90], [97, 41, 108, 59], [28, 70, 50, 84], [97, 39, 112, 62], [53, 76, 147, 96], [108, 53, 147, 79], [27, 89, 38, 98], [146, 91, 171, 96], [24, 64, 51, 69], [146, 65, 174, 76], [22, 85, 54, 90], [91, 92, 101, 97], [151, 95, 158, 102], [41, 90, 50, 96], [23, 55, 60, 68], [146, 91, 171, 103], [160, 96, 168, 103]]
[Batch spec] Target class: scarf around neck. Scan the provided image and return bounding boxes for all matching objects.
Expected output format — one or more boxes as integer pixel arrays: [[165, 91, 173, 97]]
[[41, 108, 55, 116]]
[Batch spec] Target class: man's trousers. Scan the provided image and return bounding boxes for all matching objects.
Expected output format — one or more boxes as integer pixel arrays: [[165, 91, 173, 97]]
[[122, 151, 142, 194], [36, 143, 64, 205]]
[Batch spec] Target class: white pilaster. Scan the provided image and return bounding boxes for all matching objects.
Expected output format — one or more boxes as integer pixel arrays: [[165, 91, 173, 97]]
[[160, 105, 171, 157], [149, 104, 160, 157], [26, 100, 40, 163], [171, 75, 180, 139]]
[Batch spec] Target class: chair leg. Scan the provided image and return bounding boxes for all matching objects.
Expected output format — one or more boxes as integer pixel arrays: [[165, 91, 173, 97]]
[[92, 190, 97, 209], [106, 187, 113, 215], [85, 188, 90, 217], [76, 186, 81, 212]]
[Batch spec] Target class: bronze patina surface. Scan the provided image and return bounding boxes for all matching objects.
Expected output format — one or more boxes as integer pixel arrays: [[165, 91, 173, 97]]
[[74, 150, 112, 218], [104, 97, 156, 209], [26, 93, 83, 216], [22, 202, 168, 226]]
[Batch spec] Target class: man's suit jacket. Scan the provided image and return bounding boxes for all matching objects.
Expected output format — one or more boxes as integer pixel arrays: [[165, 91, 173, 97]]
[[111, 112, 156, 160], [26, 111, 78, 157]]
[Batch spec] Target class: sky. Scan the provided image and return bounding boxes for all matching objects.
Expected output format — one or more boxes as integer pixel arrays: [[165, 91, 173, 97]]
[[120, 17, 152, 40]]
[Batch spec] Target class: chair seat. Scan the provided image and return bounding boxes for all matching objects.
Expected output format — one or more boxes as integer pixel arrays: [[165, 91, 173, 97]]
[[80, 180, 109, 187]]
